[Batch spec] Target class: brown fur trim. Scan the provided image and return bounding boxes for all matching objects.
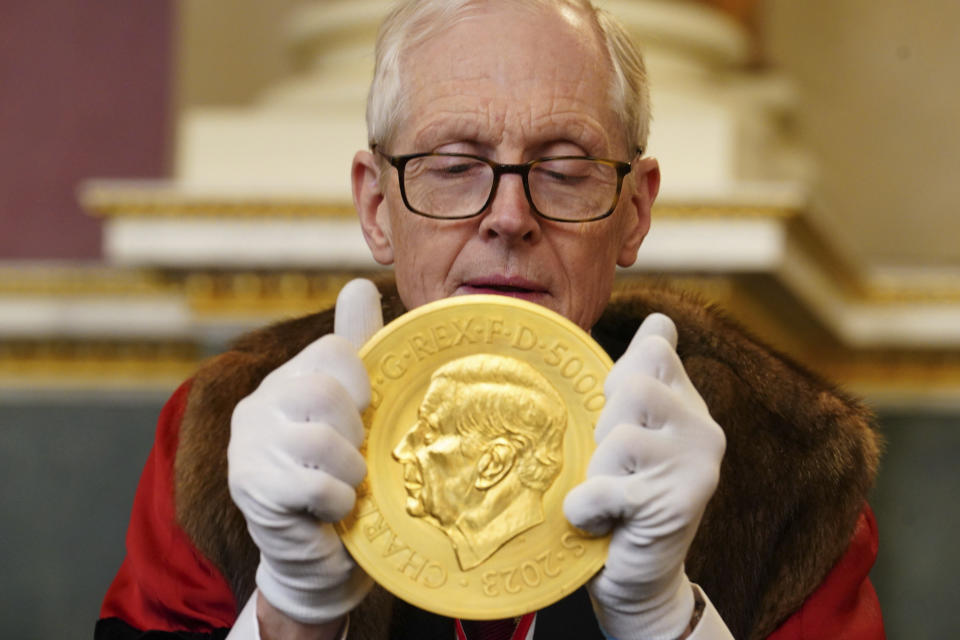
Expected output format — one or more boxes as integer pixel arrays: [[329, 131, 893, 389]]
[[174, 280, 880, 640], [596, 283, 881, 639]]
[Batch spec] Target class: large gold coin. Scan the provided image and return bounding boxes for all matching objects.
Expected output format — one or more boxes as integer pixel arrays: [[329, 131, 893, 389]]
[[336, 295, 612, 620]]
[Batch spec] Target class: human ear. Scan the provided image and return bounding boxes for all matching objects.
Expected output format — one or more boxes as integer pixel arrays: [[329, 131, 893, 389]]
[[616, 156, 660, 267], [352, 150, 395, 265], [475, 438, 516, 490]]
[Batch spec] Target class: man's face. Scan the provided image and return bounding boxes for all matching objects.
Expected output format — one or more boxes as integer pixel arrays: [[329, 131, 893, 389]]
[[355, 2, 659, 330], [392, 387, 478, 527]]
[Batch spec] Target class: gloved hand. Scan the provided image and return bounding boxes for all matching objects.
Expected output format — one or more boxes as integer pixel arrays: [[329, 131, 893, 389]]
[[564, 313, 726, 640], [228, 278, 383, 624]]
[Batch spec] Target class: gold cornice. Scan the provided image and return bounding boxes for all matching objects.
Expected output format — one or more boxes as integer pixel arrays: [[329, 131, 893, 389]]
[[615, 273, 960, 403], [4, 195, 960, 397], [3, 260, 960, 309], [79, 179, 356, 218], [87, 201, 799, 220], [822, 352, 960, 408], [0, 339, 199, 388], [184, 271, 366, 318], [3, 269, 960, 397], [87, 199, 358, 219], [781, 216, 960, 304], [862, 289, 960, 304], [652, 203, 800, 219], [0, 266, 176, 296], [80, 182, 800, 221]]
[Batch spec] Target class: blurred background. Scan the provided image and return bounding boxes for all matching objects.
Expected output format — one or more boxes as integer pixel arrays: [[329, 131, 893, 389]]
[[1, 0, 957, 636]]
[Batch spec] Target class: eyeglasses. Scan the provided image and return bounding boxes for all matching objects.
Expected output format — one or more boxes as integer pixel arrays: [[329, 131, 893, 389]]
[[376, 150, 636, 222]]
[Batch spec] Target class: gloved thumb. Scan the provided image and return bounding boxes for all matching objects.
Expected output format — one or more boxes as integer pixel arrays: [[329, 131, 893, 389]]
[[626, 312, 678, 352], [564, 475, 624, 536], [334, 279, 384, 350]]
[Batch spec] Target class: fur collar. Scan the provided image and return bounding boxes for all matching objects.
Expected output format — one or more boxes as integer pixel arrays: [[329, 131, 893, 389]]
[[174, 280, 879, 640]]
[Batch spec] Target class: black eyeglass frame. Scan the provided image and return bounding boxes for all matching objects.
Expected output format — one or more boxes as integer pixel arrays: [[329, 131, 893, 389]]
[[375, 149, 639, 222]]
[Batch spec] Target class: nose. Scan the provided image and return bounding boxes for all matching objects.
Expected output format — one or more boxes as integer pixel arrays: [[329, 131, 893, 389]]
[[478, 174, 542, 242], [392, 423, 421, 461], [392, 431, 413, 461]]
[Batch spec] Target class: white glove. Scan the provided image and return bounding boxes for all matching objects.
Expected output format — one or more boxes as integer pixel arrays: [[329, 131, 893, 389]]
[[227, 279, 383, 624], [564, 313, 727, 640]]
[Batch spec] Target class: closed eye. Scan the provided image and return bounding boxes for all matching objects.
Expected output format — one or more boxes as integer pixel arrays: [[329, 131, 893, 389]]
[[536, 167, 588, 184]]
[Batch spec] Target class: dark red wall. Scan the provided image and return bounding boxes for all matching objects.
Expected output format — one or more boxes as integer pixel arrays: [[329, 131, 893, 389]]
[[0, 1, 174, 259]]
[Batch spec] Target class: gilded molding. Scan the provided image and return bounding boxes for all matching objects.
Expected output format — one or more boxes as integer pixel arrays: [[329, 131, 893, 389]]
[[89, 200, 359, 219], [0, 339, 199, 387], [0, 266, 176, 296], [184, 271, 364, 317], [81, 186, 358, 219], [80, 185, 800, 221], [652, 203, 800, 219], [2, 270, 960, 396]]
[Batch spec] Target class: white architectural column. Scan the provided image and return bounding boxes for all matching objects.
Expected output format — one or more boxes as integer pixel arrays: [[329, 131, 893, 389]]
[[174, 0, 806, 203]]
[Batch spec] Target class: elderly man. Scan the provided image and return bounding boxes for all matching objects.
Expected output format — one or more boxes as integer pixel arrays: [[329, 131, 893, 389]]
[[97, 1, 883, 639]]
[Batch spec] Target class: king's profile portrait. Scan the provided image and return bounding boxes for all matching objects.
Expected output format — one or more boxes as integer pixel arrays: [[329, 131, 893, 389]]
[[392, 354, 568, 570]]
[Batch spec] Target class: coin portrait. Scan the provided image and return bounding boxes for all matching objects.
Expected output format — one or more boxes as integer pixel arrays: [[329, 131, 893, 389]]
[[393, 354, 568, 570], [337, 295, 611, 619]]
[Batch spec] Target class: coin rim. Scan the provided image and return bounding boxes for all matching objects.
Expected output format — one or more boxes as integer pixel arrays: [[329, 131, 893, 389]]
[[342, 294, 613, 618], [358, 294, 613, 367]]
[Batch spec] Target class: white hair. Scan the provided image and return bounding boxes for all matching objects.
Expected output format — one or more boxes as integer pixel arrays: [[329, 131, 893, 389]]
[[366, 0, 651, 155]]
